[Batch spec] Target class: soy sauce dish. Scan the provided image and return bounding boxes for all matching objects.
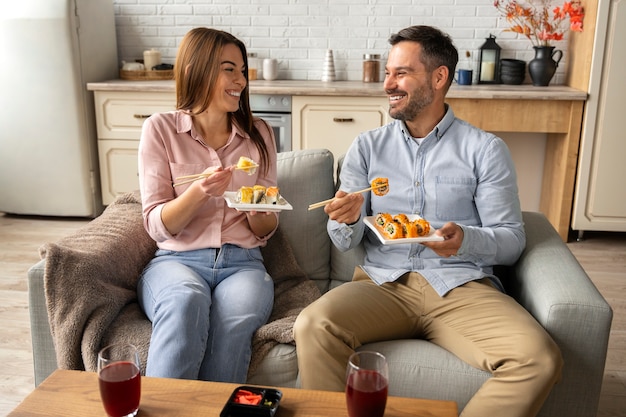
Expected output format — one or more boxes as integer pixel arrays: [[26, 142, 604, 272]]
[[220, 386, 283, 417]]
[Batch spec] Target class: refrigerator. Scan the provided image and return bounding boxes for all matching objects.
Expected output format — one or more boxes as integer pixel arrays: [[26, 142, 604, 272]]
[[0, 0, 118, 217]]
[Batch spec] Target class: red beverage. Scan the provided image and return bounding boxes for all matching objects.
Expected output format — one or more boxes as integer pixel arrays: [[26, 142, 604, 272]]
[[98, 361, 141, 417], [346, 369, 388, 417]]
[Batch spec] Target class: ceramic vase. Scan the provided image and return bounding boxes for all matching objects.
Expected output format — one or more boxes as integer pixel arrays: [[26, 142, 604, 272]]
[[321, 49, 336, 82], [528, 46, 563, 86]]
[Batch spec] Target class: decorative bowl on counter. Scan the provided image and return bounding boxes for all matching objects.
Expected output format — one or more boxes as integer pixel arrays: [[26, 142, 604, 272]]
[[500, 59, 526, 85]]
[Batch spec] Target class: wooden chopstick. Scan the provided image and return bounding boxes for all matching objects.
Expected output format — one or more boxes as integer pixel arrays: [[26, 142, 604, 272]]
[[307, 185, 380, 210], [172, 164, 259, 187], [174, 172, 216, 180], [173, 173, 213, 187]]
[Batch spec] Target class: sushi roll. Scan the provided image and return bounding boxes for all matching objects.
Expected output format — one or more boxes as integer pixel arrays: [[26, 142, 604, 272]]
[[375, 212, 393, 227], [404, 220, 419, 238], [415, 218, 431, 236], [265, 186, 280, 204], [383, 220, 404, 239], [393, 214, 413, 237], [253, 185, 266, 204], [393, 214, 410, 225], [237, 186, 253, 204]]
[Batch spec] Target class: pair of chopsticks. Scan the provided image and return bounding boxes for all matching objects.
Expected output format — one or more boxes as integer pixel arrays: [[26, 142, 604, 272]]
[[172, 164, 259, 187], [307, 184, 385, 210]]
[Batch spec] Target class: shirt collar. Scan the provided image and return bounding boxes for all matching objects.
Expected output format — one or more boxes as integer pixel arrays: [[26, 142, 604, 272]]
[[176, 110, 248, 147], [398, 104, 456, 143]]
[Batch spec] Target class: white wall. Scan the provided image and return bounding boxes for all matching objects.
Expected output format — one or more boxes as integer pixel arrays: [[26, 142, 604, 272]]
[[112, 0, 571, 84]]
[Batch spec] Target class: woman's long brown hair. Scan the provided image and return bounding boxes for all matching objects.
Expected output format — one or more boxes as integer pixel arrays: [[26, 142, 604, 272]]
[[174, 27, 270, 174]]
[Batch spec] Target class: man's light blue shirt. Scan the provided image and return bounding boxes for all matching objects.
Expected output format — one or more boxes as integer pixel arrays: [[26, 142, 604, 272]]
[[328, 106, 526, 296]]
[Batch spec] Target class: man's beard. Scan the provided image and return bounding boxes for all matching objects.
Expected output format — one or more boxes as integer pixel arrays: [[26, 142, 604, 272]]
[[388, 83, 434, 121]]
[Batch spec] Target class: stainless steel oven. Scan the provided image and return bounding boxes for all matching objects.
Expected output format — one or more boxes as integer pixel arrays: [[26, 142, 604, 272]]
[[250, 94, 292, 153]]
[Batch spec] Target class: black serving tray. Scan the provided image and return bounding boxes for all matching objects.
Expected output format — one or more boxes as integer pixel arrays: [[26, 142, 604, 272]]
[[220, 385, 283, 417]]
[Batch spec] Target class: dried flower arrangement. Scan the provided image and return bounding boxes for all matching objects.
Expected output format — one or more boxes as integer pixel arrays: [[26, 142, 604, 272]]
[[493, 0, 585, 46]]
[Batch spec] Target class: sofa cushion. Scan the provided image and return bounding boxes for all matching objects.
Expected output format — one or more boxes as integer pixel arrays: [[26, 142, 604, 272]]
[[246, 343, 299, 388], [276, 149, 335, 293], [360, 340, 489, 411]]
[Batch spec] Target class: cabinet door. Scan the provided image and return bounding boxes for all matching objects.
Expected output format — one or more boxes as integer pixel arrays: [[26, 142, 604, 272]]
[[94, 91, 175, 140], [572, 0, 626, 232], [293, 96, 389, 164], [98, 140, 140, 205]]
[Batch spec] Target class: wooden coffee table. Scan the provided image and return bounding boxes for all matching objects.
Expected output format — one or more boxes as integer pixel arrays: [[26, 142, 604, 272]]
[[8, 369, 458, 417]]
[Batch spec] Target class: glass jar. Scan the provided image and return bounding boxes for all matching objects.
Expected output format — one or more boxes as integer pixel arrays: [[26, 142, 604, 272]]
[[247, 52, 259, 80], [362, 54, 381, 83]]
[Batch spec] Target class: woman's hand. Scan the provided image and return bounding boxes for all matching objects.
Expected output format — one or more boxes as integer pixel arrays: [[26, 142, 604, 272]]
[[160, 166, 233, 236], [194, 166, 234, 197], [246, 210, 277, 238]]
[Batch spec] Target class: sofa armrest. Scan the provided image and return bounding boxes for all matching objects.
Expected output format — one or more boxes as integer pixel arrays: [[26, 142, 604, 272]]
[[27, 258, 58, 386], [507, 211, 613, 417]]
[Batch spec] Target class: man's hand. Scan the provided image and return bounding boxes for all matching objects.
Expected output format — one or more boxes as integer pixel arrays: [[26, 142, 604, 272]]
[[421, 222, 464, 257], [324, 190, 364, 225]]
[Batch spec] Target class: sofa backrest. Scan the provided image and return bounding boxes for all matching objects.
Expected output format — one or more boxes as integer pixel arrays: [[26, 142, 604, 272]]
[[276, 149, 366, 293], [276, 149, 336, 293]]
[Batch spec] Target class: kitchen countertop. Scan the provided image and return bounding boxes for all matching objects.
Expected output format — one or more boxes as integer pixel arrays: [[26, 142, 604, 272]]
[[87, 79, 587, 101]]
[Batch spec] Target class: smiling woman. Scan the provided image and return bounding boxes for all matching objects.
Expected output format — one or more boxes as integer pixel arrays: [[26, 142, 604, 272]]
[[135, 27, 279, 384]]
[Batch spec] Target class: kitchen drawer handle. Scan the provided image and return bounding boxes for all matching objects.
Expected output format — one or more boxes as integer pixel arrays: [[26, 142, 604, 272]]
[[333, 117, 354, 123], [133, 114, 152, 119]]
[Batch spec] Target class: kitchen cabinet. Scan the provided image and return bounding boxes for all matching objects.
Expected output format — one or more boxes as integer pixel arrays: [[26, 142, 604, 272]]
[[572, 0, 626, 235], [292, 95, 390, 167], [93, 91, 175, 204]]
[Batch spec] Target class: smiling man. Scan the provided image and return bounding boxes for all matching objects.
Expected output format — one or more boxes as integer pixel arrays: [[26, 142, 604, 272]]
[[293, 25, 562, 417]]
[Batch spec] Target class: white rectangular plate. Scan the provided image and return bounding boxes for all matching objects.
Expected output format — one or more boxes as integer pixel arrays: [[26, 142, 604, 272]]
[[364, 215, 444, 244], [223, 191, 293, 212]]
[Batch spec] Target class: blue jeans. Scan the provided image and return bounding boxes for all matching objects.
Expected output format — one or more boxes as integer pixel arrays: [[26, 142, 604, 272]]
[[137, 244, 274, 383]]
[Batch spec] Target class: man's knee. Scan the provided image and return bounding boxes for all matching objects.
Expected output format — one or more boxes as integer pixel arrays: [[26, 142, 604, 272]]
[[539, 338, 563, 384], [517, 332, 563, 385]]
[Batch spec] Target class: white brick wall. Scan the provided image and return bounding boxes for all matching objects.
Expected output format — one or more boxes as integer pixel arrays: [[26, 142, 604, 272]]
[[112, 0, 569, 83]]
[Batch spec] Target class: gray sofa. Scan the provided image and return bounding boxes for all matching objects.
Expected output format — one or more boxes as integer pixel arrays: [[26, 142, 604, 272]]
[[28, 148, 612, 416]]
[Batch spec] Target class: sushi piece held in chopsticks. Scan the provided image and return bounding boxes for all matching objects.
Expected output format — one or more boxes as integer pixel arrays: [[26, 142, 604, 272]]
[[371, 177, 389, 196], [236, 156, 258, 175]]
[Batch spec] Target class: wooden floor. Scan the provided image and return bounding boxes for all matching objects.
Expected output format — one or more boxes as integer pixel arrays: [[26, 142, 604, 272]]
[[0, 212, 624, 416]]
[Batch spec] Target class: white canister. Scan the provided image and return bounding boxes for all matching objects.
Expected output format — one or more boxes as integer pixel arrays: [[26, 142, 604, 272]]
[[263, 58, 278, 81], [143, 49, 162, 71]]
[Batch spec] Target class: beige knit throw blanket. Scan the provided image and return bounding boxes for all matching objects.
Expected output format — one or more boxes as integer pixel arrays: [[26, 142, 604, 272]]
[[41, 192, 320, 379]]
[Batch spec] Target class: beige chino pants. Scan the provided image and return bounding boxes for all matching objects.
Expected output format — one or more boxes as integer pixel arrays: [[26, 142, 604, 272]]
[[293, 269, 563, 417]]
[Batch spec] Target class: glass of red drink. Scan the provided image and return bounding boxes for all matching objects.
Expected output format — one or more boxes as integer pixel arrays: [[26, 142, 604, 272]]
[[97, 343, 141, 417], [345, 351, 389, 417]]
